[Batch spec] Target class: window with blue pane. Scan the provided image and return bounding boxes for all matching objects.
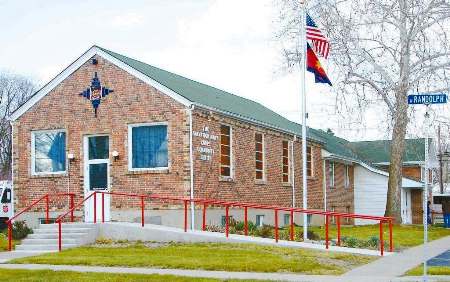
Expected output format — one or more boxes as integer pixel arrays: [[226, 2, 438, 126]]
[[33, 131, 66, 173], [131, 125, 168, 169]]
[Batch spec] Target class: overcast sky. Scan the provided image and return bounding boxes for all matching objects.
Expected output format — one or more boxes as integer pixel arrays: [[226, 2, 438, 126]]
[[1, 0, 444, 141]]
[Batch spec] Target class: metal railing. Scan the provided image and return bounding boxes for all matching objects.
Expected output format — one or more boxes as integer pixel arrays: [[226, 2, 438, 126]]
[[6, 193, 75, 251], [54, 191, 394, 255]]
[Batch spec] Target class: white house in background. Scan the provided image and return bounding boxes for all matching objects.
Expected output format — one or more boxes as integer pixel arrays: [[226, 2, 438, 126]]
[[312, 129, 425, 225], [353, 162, 422, 225]]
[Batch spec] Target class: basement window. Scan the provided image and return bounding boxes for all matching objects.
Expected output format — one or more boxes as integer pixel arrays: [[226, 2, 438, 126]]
[[284, 214, 291, 226], [256, 215, 265, 227], [39, 218, 57, 224], [346, 206, 351, 223], [221, 215, 233, 227]]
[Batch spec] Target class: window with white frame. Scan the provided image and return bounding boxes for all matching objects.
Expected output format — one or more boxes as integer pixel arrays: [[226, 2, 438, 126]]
[[255, 133, 264, 180], [329, 161, 335, 188], [284, 214, 290, 226], [129, 123, 168, 170], [32, 130, 66, 174], [306, 145, 313, 177], [282, 140, 290, 183], [256, 215, 264, 227], [344, 165, 350, 188]]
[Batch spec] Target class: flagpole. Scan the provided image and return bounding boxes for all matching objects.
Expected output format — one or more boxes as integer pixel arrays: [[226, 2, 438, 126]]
[[300, 0, 308, 241]]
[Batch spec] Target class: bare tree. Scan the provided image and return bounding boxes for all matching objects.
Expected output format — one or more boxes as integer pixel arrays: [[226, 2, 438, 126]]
[[276, 0, 450, 222], [0, 72, 36, 177]]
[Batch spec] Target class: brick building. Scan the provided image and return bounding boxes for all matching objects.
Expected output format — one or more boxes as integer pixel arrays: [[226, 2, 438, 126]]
[[9, 46, 429, 228], [9, 46, 328, 228]]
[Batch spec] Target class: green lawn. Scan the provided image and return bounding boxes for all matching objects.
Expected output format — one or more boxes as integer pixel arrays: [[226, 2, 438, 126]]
[[11, 242, 375, 275], [0, 268, 260, 282], [405, 264, 450, 276], [284, 224, 450, 249], [0, 233, 18, 252]]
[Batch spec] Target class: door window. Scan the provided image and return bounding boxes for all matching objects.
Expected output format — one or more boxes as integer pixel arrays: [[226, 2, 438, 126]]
[[89, 163, 107, 190], [89, 136, 109, 160]]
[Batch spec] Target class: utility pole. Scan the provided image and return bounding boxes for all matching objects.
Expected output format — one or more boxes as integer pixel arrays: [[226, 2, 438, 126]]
[[423, 109, 430, 282], [438, 124, 444, 194]]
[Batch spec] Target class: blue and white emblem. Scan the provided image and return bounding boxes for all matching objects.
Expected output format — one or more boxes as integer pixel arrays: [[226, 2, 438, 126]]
[[80, 72, 114, 117]]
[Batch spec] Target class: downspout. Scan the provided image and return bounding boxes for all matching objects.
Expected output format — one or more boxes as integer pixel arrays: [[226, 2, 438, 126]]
[[323, 157, 327, 211], [10, 121, 15, 219], [188, 105, 195, 230], [292, 136, 297, 207]]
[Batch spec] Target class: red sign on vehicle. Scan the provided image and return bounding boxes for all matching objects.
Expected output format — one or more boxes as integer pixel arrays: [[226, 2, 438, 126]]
[[2, 205, 8, 213]]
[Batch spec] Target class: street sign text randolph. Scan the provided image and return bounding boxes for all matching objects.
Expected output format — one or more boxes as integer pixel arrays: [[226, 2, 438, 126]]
[[407, 94, 447, 105]]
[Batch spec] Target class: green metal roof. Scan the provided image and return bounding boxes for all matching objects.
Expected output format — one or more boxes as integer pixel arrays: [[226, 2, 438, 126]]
[[348, 139, 425, 164], [98, 46, 323, 142], [309, 129, 359, 160]]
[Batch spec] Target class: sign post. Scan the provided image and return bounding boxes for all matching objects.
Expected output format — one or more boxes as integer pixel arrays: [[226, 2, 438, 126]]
[[407, 93, 448, 282]]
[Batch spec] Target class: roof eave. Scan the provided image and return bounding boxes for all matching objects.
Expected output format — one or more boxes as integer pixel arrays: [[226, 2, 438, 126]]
[[192, 103, 324, 144]]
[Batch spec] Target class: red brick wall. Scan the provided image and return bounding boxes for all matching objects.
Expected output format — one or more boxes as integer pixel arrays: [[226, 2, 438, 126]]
[[12, 55, 325, 215], [12, 55, 190, 211], [325, 161, 354, 224], [191, 112, 324, 208]]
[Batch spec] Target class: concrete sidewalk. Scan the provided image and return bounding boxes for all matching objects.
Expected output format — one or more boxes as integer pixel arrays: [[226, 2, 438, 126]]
[[0, 263, 449, 282], [343, 235, 450, 279], [0, 250, 55, 264]]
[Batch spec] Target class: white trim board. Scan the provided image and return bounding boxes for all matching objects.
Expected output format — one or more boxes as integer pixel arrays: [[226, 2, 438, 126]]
[[8, 46, 192, 121]]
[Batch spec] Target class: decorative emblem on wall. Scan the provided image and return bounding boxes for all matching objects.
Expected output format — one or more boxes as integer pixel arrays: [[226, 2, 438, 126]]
[[80, 72, 114, 117]]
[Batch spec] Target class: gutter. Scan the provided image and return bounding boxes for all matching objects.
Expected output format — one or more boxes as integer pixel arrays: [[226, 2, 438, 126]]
[[188, 105, 195, 230], [291, 136, 296, 208]]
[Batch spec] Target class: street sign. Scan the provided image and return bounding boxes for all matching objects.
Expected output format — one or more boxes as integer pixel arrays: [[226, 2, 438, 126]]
[[408, 94, 447, 105], [407, 95, 448, 281]]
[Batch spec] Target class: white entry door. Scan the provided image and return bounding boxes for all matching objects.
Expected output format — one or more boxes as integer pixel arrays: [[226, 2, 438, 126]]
[[401, 189, 412, 224], [84, 135, 110, 222]]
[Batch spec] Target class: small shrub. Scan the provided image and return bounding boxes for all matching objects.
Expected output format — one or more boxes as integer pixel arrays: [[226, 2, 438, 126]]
[[247, 221, 257, 232], [232, 221, 245, 231], [367, 236, 380, 248], [279, 229, 291, 241], [342, 237, 358, 248], [255, 225, 273, 238], [95, 237, 113, 245], [12, 221, 32, 240], [206, 224, 224, 233], [296, 230, 320, 241]]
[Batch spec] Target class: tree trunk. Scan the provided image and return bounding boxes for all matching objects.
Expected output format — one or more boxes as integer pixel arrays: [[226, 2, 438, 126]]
[[386, 91, 409, 222]]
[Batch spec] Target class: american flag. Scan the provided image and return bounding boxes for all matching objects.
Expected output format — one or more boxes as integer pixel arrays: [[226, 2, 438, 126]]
[[306, 13, 330, 59]]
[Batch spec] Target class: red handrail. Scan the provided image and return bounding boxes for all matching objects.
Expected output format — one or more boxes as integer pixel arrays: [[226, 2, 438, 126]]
[[7, 193, 75, 251], [55, 191, 394, 255], [55, 192, 96, 251]]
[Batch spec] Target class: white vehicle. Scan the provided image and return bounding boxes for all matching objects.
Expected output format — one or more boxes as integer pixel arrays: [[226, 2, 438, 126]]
[[0, 181, 12, 228]]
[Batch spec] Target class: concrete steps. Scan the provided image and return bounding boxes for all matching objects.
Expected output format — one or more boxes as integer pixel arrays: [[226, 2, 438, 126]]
[[15, 223, 98, 251]]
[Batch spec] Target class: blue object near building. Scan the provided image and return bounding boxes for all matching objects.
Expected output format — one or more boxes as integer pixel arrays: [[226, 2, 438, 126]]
[[407, 94, 447, 105], [428, 250, 450, 267]]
